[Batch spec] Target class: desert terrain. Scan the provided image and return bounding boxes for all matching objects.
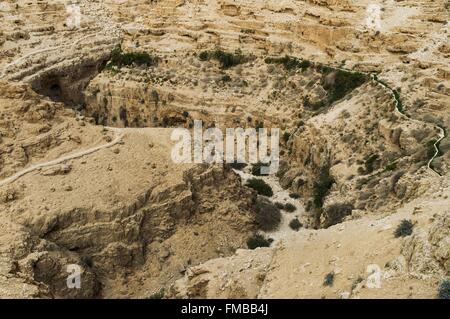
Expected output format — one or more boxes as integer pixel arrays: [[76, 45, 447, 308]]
[[0, 0, 449, 299]]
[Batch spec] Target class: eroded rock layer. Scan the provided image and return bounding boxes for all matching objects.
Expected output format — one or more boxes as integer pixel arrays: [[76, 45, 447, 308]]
[[0, 0, 449, 299]]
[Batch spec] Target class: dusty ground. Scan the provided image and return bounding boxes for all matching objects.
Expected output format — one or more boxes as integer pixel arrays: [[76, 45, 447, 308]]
[[0, 0, 448, 298]]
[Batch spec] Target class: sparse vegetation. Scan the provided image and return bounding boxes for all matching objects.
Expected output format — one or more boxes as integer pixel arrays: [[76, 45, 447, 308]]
[[198, 49, 250, 69], [323, 272, 335, 286], [385, 162, 397, 172], [81, 256, 93, 268], [427, 139, 438, 159], [254, 196, 281, 231], [321, 69, 367, 105], [313, 167, 334, 208], [265, 55, 311, 71], [106, 46, 157, 69], [221, 74, 232, 82], [199, 51, 209, 61], [394, 219, 414, 238], [289, 193, 300, 199], [274, 202, 285, 209], [246, 178, 273, 197], [284, 203, 296, 212], [438, 279, 450, 299], [148, 288, 165, 299], [351, 276, 364, 290], [322, 203, 354, 228], [289, 218, 302, 231], [247, 234, 272, 249], [393, 89, 404, 113]]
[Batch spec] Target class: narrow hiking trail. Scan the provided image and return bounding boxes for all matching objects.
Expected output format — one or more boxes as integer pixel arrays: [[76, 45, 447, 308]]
[[288, 61, 446, 177], [370, 74, 446, 176], [0, 127, 124, 187]]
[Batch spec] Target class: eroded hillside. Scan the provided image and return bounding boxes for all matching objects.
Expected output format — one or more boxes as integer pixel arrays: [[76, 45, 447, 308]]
[[0, 0, 449, 298]]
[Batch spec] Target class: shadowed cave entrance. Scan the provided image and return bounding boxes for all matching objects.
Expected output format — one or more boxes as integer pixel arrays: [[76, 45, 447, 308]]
[[30, 59, 109, 109]]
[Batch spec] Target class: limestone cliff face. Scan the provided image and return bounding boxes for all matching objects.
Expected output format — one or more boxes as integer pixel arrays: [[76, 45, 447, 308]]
[[402, 212, 450, 278], [0, 0, 448, 299], [171, 185, 450, 299], [279, 81, 437, 227], [0, 81, 112, 179], [0, 156, 258, 298]]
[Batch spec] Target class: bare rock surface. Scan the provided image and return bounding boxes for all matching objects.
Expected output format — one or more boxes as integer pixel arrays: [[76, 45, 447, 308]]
[[0, 0, 448, 298]]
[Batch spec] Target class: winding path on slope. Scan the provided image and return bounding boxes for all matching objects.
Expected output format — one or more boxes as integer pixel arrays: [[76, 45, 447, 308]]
[[290, 61, 446, 177], [0, 128, 125, 188], [0, 56, 445, 189], [371, 74, 446, 176]]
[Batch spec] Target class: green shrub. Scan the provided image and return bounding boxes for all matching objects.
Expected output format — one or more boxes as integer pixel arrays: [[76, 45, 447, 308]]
[[322, 70, 367, 105], [284, 203, 296, 212], [247, 234, 272, 249], [438, 279, 450, 299], [394, 219, 414, 237], [246, 178, 273, 197], [107, 47, 157, 69], [254, 196, 281, 231], [313, 167, 334, 208], [322, 203, 354, 228], [265, 55, 311, 71], [274, 202, 285, 209], [323, 272, 335, 286], [255, 120, 264, 130], [427, 139, 438, 159], [81, 256, 93, 268], [198, 49, 249, 68], [385, 162, 397, 171], [289, 218, 302, 231], [282, 131, 291, 143], [148, 288, 165, 299], [199, 51, 209, 61], [221, 74, 232, 82], [289, 193, 300, 199]]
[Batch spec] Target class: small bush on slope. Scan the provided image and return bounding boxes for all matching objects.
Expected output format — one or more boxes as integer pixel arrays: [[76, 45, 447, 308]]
[[254, 196, 281, 231], [198, 49, 250, 69], [438, 279, 450, 299], [284, 203, 296, 212], [323, 272, 335, 286], [289, 218, 302, 231], [394, 219, 414, 238], [107, 47, 157, 68], [246, 178, 273, 197], [247, 234, 272, 249], [313, 167, 334, 208]]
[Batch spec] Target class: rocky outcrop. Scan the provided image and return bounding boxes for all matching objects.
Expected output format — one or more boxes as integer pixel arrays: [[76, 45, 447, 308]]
[[402, 212, 450, 278], [0, 0, 448, 299], [169, 248, 273, 299]]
